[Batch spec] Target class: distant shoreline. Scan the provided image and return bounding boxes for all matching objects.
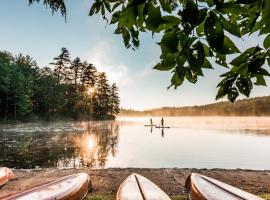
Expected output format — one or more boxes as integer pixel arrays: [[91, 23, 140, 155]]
[[120, 95, 270, 117], [1, 168, 269, 199]]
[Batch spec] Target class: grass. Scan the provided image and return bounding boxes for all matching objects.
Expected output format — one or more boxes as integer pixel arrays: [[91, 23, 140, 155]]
[[259, 193, 270, 200], [85, 195, 114, 200], [85, 194, 189, 200]]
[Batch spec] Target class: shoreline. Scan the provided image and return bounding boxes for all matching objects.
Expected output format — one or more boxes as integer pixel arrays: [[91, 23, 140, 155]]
[[1, 168, 270, 199]]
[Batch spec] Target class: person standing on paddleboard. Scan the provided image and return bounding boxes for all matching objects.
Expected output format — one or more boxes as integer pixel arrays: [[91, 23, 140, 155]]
[[150, 118, 153, 126], [161, 117, 164, 127]]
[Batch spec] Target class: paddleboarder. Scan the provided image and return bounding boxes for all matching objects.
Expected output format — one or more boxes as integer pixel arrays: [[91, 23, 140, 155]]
[[161, 117, 164, 127], [150, 118, 153, 126]]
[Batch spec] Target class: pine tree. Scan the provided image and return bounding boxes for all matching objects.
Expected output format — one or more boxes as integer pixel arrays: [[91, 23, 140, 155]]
[[69, 57, 82, 89], [0, 52, 13, 119], [50, 48, 70, 84], [109, 83, 120, 116], [94, 72, 111, 117], [81, 62, 98, 89]]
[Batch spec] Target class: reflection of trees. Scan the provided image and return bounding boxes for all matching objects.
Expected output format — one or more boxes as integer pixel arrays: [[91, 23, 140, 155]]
[[0, 122, 119, 169]]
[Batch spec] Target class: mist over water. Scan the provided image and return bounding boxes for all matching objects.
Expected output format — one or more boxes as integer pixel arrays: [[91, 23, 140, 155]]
[[0, 117, 270, 170]]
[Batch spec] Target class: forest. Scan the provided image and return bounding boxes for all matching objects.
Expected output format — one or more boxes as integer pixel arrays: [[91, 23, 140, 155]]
[[120, 96, 270, 116], [0, 48, 120, 122]]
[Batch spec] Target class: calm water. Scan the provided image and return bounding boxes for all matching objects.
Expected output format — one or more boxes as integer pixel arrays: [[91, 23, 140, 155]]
[[0, 117, 270, 170]]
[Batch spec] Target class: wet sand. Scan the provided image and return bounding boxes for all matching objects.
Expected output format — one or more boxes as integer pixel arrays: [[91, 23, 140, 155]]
[[1, 168, 270, 199]]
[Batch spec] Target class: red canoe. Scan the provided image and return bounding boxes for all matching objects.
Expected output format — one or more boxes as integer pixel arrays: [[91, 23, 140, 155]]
[[0, 167, 14, 187], [3, 173, 91, 200], [185, 173, 264, 200]]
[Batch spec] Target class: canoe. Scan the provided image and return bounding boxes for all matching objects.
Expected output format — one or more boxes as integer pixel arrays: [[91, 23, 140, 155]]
[[155, 126, 170, 129], [144, 125, 156, 127], [116, 173, 171, 200], [185, 173, 264, 200], [3, 173, 91, 200], [0, 167, 14, 186]]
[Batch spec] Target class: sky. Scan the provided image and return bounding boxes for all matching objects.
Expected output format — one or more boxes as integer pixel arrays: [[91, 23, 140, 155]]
[[0, 1, 269, 110]]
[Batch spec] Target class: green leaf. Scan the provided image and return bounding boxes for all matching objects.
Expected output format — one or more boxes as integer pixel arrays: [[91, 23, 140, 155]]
[[177, 55, 187, 67], [145, 5, 164, 32], [230, 46, 262, 66], [220, 16, 241, 37], [216, 85, 228, 100], [105, 2, 111, 13], [187, 42, 205, 73], [197, 8, 207, 25], [169, 72, 183, 89], [181, 0, 199, 27], [262, 0, 270, 24], [204, 11, 224, 51], [185, 68, 198, 84], [216, 53, 227, 68], [153, 62, 175, 71], [220, 3, 248, 15], [157, 16, 181, 31], [89, 3, 96, 16], [202, 58, 213, 69], [236, 77, 253, 97], [196, 19, 205, 37], [160, 30, 179, 53], [130, 0, 146, 6], [110, 11, 120, 24], [263, 34, 270, 49], [176, 66, 186, 82], [161, 53, 177, 70], [122, 29, 131, 47], [119, 6, 137, 29], [254, 75, 267, 86], [255, 68, 270, 76], [101, 5, 105, 16], [236, 0, 258, 4], [228, 87, 239, 102], [112, 2, 121, 11], [159, 0, 172, 12], [220, 36, 240, 54]]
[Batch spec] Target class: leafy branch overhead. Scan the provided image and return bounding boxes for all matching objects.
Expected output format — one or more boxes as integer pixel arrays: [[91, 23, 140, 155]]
[[29, 0, 270, 102], [88, 0, 270, 102]]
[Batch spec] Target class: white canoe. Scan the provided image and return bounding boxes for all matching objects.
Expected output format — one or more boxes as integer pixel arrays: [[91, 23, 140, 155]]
[[0, 167, 14, 186], [185, 173, 264, 200], [3, 173, 91, 200], [116, 173, 171, 200]]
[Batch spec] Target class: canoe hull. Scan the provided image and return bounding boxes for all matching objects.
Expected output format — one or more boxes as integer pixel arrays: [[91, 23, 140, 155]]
[[185, 173, 263, 200], [0, 167, 14, 187], [117, 173, 171, 200], [3, 172, 91, 200]]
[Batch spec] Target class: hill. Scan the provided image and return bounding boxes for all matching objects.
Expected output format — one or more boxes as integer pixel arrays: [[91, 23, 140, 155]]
[[120, 96, 270, 117]]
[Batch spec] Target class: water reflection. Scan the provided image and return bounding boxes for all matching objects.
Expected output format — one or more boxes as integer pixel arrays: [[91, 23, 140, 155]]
[[0, 122, 119, 169], [1, 117, 270, 170]]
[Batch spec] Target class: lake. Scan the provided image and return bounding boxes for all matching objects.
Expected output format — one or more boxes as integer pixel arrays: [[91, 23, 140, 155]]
[[0, 117, 270, 170]]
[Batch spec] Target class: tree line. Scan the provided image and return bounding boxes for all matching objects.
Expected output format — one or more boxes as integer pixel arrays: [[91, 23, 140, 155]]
[[0, 48, 120, 121], [120, 96, 270, 117]]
